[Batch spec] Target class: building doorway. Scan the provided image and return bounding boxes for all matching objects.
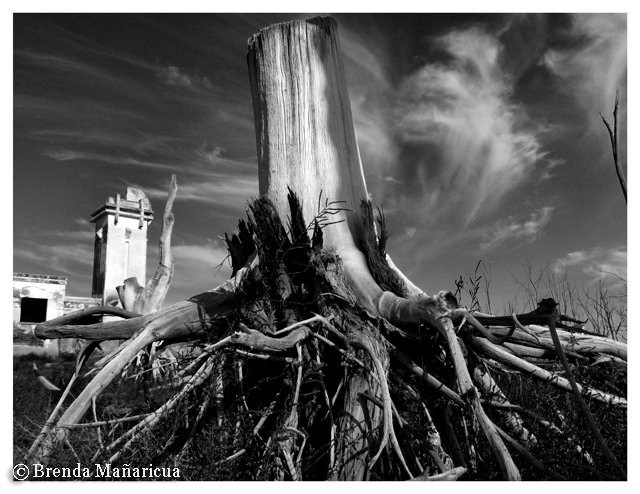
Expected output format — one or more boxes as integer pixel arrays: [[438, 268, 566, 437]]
[[20, 297, 48, 323]]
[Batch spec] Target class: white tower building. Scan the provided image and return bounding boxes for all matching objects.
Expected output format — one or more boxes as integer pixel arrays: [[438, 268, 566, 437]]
[[90, 188, 154, 307]]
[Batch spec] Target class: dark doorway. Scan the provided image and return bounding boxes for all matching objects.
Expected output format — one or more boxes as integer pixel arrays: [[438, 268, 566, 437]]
[[20, 297, 48, 323]]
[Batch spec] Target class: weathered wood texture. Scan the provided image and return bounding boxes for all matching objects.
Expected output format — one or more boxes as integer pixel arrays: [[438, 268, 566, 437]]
[[247, 16, 446, 333], [248, 17, 390, 319], [248, 17, 367, 248], [117, 174, 177, 314], [248, 19, 390, 480], [26, 276, 241, 466]]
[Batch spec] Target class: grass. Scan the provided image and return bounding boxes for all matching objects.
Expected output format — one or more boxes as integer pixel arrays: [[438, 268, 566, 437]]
[[13, 355, 76, 464], [13, 323, 44, 346], [451, 260, 627, 479], [13, 261, 627, 480]]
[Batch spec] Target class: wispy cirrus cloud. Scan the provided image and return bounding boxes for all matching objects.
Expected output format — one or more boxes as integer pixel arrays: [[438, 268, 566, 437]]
[[15, 41, 257, 197], [192, 145, 257, 175], [543, 14, 626, 118], [480, 206, 554, 252], [351, 92, 398, 185], [14, 228, 95, 292], [164, 242, 231, 302], [158, 65, 213, 91], [42, 148, 174, 171], [340, 28, 399, 195], [395, 27, 548, 225], [553, 246, 626, 284], [14, 50, 169, 115], [144, 173, 257, 210], [15, 50, 133, 87], [138, 146, 257, 208]]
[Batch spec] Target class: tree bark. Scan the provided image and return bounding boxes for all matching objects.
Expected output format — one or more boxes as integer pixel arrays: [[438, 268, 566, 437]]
[[248, 18, 395, 479], [246, 16, 523, 480], [248, 18, 382, 312]]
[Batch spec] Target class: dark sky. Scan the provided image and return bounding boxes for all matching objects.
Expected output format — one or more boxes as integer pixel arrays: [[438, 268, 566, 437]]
[[13, 13, 627, 310]]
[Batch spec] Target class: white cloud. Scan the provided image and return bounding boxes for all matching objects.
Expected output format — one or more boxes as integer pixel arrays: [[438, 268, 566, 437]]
[[145, 175, 257, 210], [543, 14, 626, 118], [395, 28, 547, 224], [340, 29, 399, 188], [165, 241, 232, 302], [15, 233, 94, 281], [43, 148, 173, 171], [480, 206, 553, 252], [172, 243, 229, 267], [192, 145, 256, 175], [158, 65, 212, 91], [74, 217, 91, 227], [352, 93, 399, 181], [553, 251, 587, 269], [553, 246, 626, 283]]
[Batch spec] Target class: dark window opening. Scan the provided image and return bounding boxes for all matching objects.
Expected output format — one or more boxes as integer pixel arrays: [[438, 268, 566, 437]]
[[20, 297, 48, 323]]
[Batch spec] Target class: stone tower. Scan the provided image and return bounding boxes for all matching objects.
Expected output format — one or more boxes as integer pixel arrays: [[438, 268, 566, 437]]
[[90, 188, 154, 307]]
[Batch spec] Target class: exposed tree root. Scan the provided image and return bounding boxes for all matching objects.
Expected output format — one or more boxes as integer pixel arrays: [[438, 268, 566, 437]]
[[25, 191, 627, 481], [412, 466, 467, 481], [469, 336, 626, 407], [473, 363, 536, 448], [23, 17, 626, 481]]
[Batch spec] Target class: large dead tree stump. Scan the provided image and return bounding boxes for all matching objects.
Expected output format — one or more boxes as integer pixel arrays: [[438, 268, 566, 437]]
[[247, 17, 518, 480], [24, 17, 626, 481]]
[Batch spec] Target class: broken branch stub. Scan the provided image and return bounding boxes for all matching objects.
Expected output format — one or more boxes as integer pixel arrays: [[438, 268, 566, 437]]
[[117, 174, 178, 314]]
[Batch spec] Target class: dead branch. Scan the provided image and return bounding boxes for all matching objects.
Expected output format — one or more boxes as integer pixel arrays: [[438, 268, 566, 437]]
[[25, 275, 242, 467], [494, 425, 565, 480], [412, 466, 467, 481], [600, 90, 626, 203], [544, 309, 625, 478], [135, 174, 178, 313], [469, 336, 626, 407], [394, 351, 463, 406], [438, 317, 521, 480], [472, 364, 536, 448]]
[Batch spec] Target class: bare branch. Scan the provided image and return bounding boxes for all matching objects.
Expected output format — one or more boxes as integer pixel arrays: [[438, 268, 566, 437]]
[[600, 90, 626, 203]]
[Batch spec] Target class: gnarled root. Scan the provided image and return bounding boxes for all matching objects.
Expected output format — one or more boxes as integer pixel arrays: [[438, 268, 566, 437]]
[[24, 192, 627, 481], [25, 275, 242, 467]]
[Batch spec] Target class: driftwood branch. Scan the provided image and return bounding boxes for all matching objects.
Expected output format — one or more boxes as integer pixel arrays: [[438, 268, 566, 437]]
[[469, 336, 626, 407], [545, 310, 625, 479], [473, 364, 536, 448], [25, 275, 242, 467], [412, 466, 467, 481], [438, 317, 521, 480]]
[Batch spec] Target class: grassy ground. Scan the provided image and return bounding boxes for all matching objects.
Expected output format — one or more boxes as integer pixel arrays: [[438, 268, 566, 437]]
[[13, 324, 44, 346], [13, 260, 627, 480], [13, 355, 76, 464], [13, 349, 626, 481]]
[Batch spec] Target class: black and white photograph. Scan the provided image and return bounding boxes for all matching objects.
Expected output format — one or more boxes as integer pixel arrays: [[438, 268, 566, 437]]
[[11, 6, 629, 482]]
